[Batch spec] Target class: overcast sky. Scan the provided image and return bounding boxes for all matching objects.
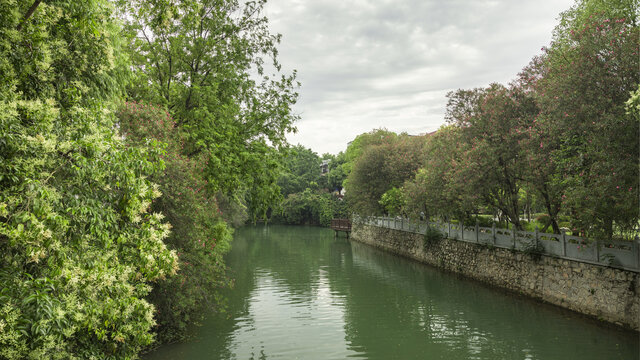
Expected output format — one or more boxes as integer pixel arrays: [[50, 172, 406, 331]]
[[264, 0, 575, 155]]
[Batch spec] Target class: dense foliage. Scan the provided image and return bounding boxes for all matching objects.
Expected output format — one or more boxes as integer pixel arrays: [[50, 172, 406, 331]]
[[271, 145, 347, 226], [278, 145, 323, 197], [115, 0, 298, 344], [344, 132, 427, 215], [116, 103, 232, 343], [0, 1, 177, 358], [1, 0, 298, 357], [344, 0, 639, 239], [119, 0, 299, 221], [1, 0, 637, 358]]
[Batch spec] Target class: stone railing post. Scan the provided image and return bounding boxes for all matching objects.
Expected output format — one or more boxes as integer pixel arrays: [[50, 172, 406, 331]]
[[635, 236, 639, 270], [492, 222, 496, 245], [534, 225, 539, 250], [562, 232, 567, 257], [595, 239, 600, 263], [475, 219, 479, 243], [461, 220, 464, 241]]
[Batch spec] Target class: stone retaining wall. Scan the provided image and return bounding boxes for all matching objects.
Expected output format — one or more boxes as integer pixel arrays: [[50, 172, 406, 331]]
[[351, 223, 639, 331]]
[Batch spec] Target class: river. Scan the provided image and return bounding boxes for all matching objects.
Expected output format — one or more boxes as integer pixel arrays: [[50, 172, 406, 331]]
[[145, 225, 639, 360]]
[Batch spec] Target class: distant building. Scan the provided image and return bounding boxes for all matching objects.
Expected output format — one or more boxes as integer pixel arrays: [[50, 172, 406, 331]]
[[320, 159, 329, 175]]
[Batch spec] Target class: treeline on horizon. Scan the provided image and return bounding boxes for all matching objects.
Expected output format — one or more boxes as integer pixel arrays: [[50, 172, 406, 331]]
[[278, 0, 639, 241]]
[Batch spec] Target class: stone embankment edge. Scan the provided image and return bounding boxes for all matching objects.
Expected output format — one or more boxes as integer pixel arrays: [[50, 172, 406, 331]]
[[351, 223, 639, 331]]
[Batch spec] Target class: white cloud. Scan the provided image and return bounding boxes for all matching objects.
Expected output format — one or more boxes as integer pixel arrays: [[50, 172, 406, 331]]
[[264, 0, 575, 154]]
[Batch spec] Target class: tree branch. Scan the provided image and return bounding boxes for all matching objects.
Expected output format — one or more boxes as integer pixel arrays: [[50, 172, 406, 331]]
[[17, 0, 42, 31]]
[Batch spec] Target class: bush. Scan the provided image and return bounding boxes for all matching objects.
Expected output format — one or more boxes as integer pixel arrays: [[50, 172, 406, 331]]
[[475, 215, 495, 228], [117, 102, 233, 343], [0, 101, 178, 359], [423, 226, 444, 249], [379, 187, 406, 216], [535, 214, 551, 228], [522, 240, 545, 261]]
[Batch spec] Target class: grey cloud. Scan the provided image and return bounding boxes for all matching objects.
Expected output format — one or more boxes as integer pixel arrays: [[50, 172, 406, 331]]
[[265, 0, 574, 154]]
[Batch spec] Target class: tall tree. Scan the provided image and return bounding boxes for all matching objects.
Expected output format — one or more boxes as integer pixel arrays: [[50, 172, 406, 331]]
[[120, 0, 299, 219], [277, 145, 322, 197], [532, 3, 639, 237], [345, 133, 426, 215], [517, 59, 566, 234], [403, 126, 475, 220], [446, 84, 537, 230]]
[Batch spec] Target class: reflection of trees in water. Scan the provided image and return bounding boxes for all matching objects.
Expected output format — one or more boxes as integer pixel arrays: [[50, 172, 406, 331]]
[[248, 349, 268, 360], [157, 225, 337, 359], [331, 241, 637, 360], [231, 225, 336, 299], [332, 241, 518, 359], [146, 226, 639, 360]]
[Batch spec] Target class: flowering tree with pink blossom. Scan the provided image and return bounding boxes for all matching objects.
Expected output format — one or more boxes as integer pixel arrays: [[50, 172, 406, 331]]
[[530, 9, 639, 238]]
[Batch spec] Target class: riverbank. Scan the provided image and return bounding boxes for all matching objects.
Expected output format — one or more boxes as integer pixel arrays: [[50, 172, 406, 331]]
[[351, 223, 639, 331]]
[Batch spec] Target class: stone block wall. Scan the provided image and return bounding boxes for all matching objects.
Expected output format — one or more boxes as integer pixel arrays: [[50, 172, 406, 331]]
[[351, 223, 639, 331]]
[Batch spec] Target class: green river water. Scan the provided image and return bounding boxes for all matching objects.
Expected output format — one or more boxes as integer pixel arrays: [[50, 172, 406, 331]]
[[146, 225, 639, 360]]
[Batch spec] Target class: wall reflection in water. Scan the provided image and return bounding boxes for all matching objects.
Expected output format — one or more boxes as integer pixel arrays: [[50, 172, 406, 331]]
[[146, 225, 638, 360]]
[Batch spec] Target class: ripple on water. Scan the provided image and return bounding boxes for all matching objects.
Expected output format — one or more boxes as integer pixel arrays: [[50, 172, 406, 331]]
[[145, 226, 639, 360]]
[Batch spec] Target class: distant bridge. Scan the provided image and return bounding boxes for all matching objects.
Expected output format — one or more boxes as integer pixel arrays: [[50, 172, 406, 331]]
[[331, 218, 351, 237]]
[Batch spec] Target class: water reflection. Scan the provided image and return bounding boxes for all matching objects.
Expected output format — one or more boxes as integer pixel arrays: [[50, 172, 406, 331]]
[[145, 225, 638, 360]]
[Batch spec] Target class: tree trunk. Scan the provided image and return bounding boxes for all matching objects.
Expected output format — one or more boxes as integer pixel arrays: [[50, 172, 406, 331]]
[[17, 0, 42, 31], [540, 185, 562, 234], [604, 218, 613, 240]]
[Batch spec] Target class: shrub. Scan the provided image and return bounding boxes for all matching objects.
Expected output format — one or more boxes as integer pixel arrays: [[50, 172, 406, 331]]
[[522, 240, 545, 261], [475, 216, 495, 228], [423, 226, 444, 249], [0, 101, 178, 359], [117, 102, 233, 343]]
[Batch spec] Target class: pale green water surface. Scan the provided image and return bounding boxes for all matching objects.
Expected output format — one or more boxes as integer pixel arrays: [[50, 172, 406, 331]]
[[146, 225, 639, 360]]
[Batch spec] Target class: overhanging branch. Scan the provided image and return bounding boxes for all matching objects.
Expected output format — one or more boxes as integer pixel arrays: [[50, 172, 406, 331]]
[[17, 0, 42, 31]]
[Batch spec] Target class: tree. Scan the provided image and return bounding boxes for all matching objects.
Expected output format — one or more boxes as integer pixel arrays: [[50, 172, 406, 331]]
[[327, 152, 347, 193], [0, 101, 178, 359], [531, 4, 639, 237], [277, 145, 322, 197], [0, 2, 182, 357], [272, 189, 334, 226], [0, 0, 130, 105], [445, 84, 537, 229], [516, 60, 566, 233], [116, 102, 233, 343], [403, 126, 475, 220], [345, 133, 426, 215], [342, 129, 397, 179], [120, 0, 299, 219]]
